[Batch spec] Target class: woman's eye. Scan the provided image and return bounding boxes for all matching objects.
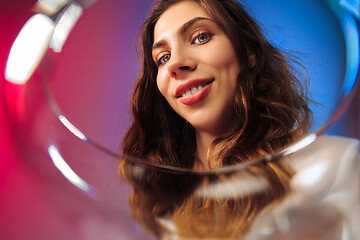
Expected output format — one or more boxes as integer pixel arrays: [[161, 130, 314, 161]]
[[157, 54, 171, 66], [192, 32, 212, 44]]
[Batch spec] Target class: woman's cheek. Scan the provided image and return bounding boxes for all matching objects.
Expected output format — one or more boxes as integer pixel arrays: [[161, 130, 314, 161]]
[[156, 72, 170, 99], [202, 38, 237, 66]]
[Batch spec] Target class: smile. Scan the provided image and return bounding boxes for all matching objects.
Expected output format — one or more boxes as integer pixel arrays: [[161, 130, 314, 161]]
[[175, 78, 214, 97], [175, 78, 214, 105], [181, 83, 207, 97]]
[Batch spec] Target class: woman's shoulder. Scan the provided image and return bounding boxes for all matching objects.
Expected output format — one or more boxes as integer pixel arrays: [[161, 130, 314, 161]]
[[245, 135, 359, 239], [310, 135, 359, 148], [288, 135, 359, 168], [288, 135, 359, 189]]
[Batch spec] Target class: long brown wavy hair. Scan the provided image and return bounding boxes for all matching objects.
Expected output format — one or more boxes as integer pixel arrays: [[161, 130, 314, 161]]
[[119, 0, 312, 238]]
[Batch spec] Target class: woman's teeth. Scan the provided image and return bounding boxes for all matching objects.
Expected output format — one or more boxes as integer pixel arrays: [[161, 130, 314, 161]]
[[181, 84, 204, 98]]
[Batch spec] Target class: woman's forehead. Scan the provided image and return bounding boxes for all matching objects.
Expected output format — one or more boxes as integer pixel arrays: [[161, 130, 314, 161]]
[[153, 1, 211, 41]]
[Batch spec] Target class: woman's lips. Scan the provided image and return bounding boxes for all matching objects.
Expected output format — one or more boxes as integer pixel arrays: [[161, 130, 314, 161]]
[[176, 78, 214, 106]]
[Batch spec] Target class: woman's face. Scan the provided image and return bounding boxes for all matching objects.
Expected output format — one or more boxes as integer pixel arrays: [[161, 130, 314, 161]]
[[152, 0, 240, 136]]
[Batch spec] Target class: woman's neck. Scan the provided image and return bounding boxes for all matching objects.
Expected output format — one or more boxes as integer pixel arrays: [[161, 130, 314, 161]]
[[194, 131, 223, 170]]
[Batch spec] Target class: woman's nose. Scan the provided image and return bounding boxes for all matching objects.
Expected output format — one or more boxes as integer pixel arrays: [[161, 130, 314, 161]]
[[167, 51, 197, 79]]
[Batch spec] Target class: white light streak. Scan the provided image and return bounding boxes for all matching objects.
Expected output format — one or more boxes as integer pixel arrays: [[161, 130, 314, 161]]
[[196, 175, 268, 198], [282, 133, 317, 156], [50, 3, 83, 52], [48, 144, 90, 192], [58, 114, 88, 141], [5, 14, 55, 84]]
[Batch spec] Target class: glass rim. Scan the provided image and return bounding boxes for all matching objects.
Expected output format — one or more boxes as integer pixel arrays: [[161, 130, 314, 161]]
[[5, 0, 360, 176]]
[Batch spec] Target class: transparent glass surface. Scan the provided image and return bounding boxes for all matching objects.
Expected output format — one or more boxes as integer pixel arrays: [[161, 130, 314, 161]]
[[3, 0, 359, 239]]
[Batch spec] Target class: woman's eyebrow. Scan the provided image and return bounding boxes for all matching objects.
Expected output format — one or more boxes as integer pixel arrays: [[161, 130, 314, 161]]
[[179, 17, 213, 35], [152, 17, 213, 50]]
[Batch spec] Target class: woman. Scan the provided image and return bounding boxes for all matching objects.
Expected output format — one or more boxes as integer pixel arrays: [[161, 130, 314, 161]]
[[119, 0, 312, 238]]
